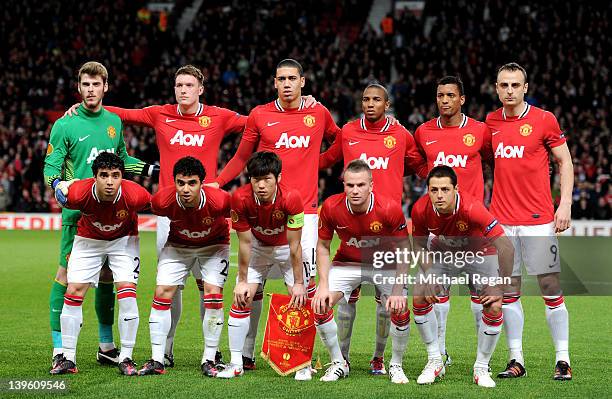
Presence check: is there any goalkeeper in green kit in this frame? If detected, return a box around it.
[43,61,158,369]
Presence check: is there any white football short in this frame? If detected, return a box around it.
[242,239,308,287]
[67,235,140,285]
[327,262,403,304]
[502,222,561,276]
[157,244,230,288]
[302,213,318,278]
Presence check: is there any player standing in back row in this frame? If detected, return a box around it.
[486,62,573,380]
[214,59,341,380]
[413,75,493,365]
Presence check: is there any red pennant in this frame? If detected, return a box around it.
[261,293,316,376]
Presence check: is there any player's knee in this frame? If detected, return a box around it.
[155,285,176,299]
[55,267,68,284]
[66,283,87,297]
[412,295,427,306]
[508,276,522,291]
[203,282,222,295]
[537,273,561,296]
[484,298,503,314]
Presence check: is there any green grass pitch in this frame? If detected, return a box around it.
[0,230,609,398]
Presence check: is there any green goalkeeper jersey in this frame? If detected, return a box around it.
[44,104,148,226]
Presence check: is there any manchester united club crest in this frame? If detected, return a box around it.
[463,133,476,147]
[456,220,469,232]
[519,123,533,137]
[370,220,383,233]
[107,126,116,139]
[303,115,315,128]
[46,144,54,155]
[199,116,211,128]
[383,135,396,149]
[230,210,239,223]
[276,304,312,336]
[202,216,214,225]
[116,209,129,220]
[273,210,285,220]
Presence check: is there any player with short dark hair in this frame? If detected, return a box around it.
[44,61,153,370]
[49,153,151,376]
[487,62,573,381]
[413,75,494,365]
[319,83,427,373]
[411,165,514,388]
[216,151,307,378]
[138,157,231,377]
[215,58,341,380]
[313,160,411,384]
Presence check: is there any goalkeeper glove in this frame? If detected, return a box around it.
[52,178,78,207]
[145,163,160,181]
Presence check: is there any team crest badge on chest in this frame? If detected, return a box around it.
[199,116,211,128]
[463,133,475,146]
[116,209,128,219]
[203,216,214,225]
[303,115,315,128]
[456,220,468,232]
[519,123,532,137]
[370,220,383,233]
[107,126,116,139]
[273,210,285,220]
[383,135,396,149]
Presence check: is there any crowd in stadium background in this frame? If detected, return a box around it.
[0,0,609,219]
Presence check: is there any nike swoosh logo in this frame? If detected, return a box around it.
[426,140,437,145]
[124,317,138,322]
[415,321,427,325]
[348,141,360,146]
[52,309,61,313]
[78,135,90,142]
[267,122,280,126]
[492,131,501,136]
[227,324,239,327]
[427,228,438,231]
[166,118,177,123]
[483,331,500,336]
[396,326,410,331]
[149,321,159,324]
[216,321,224,325]
[336,226,348,229]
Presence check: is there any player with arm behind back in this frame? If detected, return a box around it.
[49,152,151,376]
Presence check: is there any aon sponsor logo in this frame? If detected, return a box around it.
[93,221,123,232]
[346,237,381,248]
[433,152,467,168]
[359,153,389,170]
[170,130,205,147]
[179,228,211,239]
[87,148,116,164]
[438,235,469,248]
[494,142,525,158]
[254,225,285,235]
[275,132,310,148]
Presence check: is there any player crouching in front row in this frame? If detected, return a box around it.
[216,151,309,379]
[411,166,514,388]
[313,160,411,383]
[139,157,232,376]
[50,152,151,375]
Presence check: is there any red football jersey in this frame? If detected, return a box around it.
[414,114,492,202]
[231,184,304,246]
[319,116,427,205]
[411,192,504,254]
[319,192,408,263]
[151,186,231,247]
[485,104,566,224]
[106,104,246,189]
[216,99,340,214]
[66,178,151,240]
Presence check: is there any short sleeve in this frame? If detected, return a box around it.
[285,190,305,230]
[410,197,428,237]
[542,111,566,149]
[230,191,251,232]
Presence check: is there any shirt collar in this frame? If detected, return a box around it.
[502,103,530,120]
[92,183,122,204]
[436,113,468,129]
[346,192,374,214]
